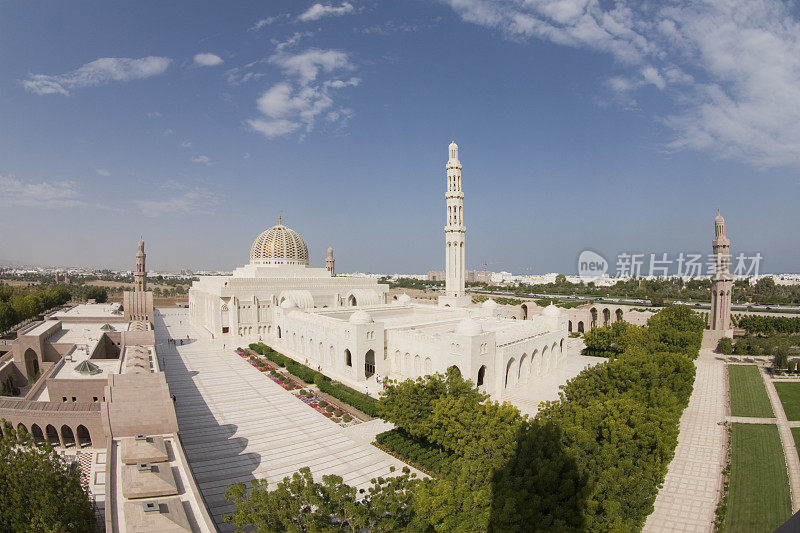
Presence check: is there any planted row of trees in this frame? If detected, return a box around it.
[583,305,706,359]
[738,315,800,335]
[0,285,72,332]
[228,306,702,531]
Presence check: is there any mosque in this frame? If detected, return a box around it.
[189,142,568,399]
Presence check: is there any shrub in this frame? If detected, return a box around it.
[323,411,332,417]
[774,346,790,370]
[717,337,734,355]
[342,414,352,422]
[318,400,327,408]
[325,405,334,413]
[333,409,342,417]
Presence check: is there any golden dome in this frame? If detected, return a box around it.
[250,222,309,265]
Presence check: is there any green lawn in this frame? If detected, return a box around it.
[792,428,800,461]
[724,424,791,532]
[728,365,774,418]
[775,382,800,421]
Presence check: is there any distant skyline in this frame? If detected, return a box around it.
[1,1,798,274]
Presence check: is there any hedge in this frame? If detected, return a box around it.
[249,342,378,417]
[738,315,800,336]
[375,428,456,477]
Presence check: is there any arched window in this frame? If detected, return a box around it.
[345,349,352,367]
[477,365,486,387]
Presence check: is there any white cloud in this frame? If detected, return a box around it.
[270,48,352,85]
[247,48,359,140]
[0,174,86,208]
[135,181,221,217]
[96,169,111,177]
[22,56,171,95]
[162,128,173,136]
[443,0,800,168]
[298,2,353,22]
[250,14,290,31]
[247,118,302,139]
[146,111,162,118]
[194,53,224,67]
[191,155,212,166]
[181,140,192,148]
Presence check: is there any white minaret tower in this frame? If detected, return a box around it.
[440,140,470,307]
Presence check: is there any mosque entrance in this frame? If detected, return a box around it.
[364,349,375,378]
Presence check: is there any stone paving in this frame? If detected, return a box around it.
[154,309,417,531]
[503,337,603,417]
[643,349,728,533]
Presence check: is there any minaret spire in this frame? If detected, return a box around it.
[710,211,733,331]
[135,238,147,292]
[441,140,468,306]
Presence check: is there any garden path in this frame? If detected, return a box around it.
[643,349,727,533]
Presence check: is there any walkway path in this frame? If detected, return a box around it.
[154,309,417,531]
[643,350,728,533]
[760,366,800,512]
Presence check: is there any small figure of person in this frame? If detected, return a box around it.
[365,386,370,397]
[171,394,176,403]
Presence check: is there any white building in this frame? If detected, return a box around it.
[189,142,567,399]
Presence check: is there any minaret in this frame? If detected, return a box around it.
[710,211,733,330]
[326,247,335,276]
[441,140,468,306]
[135,239,147,292]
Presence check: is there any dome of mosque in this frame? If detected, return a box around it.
[543,302,561,317]
[349,310,374,324]
[455,317,483,336]
[481,298,498,309]
[280,299,297,309]
[397,293,412,304]
[250,220,309,265]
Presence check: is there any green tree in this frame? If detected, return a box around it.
[224,466,424,532]
[716,337,734,355]
[644,305,705,359]
[0,421,95,532]
[84,286,108,303]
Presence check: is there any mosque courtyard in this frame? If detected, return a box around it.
[154,308,418,531]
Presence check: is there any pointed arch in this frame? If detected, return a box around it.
[77,425,92,447]
[61,425,75,448]
[45,424,59,446]
[505,357,517,388]
[519,353,530,384]
[31,424,45,445]
[477,365,487,387]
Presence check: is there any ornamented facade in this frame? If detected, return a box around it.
[188,142,568,399]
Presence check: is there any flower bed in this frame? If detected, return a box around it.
[235,348,359,427]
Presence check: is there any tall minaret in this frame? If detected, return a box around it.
[326,246,335,276]
[442,140,468,306]
[135,238,147,292]
[710,211,733,330]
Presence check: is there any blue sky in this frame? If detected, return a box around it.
[1,0,798,274]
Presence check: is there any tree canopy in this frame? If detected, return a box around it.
[0,421,95,533]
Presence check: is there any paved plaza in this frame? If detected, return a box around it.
[643,349,728,533]
[504,337,603,417]
[154,309,417,531]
